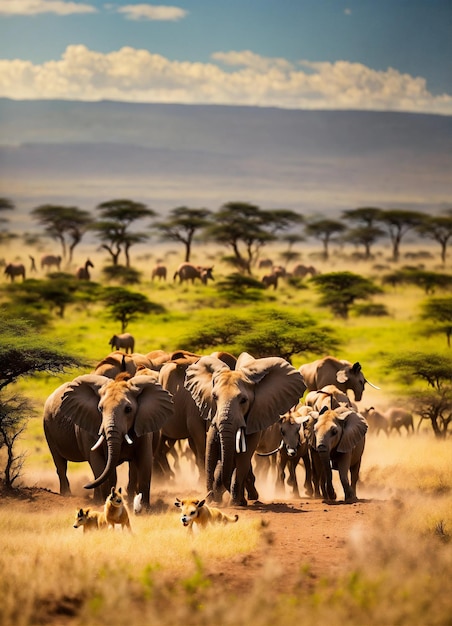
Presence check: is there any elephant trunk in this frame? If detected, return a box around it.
[318,449,336,501]
[219,428,236,492]
[85,427,122,490]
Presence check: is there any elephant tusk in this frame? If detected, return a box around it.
[256,440,283,457]
[124,433,133,445]
[236,429,241,454]
[365,379,381,390]
[91,434,105,451]
[241,429,246,453]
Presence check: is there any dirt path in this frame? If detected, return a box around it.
[205,496,383,595]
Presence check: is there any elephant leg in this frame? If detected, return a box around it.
[245,466,259,501]
[309,449,323,498]
[231,433,260,506]
[301,451,314,497]
[348,459,362,503]
[276,454,287,495]
[135,435,153,510]
[288,458,300,498]
[51,452,71,496]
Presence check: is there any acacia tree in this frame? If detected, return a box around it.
[207,202,302,274]
[311,271,382,319]
[416,214,452,265]
[388,352,452,437]
[31,205,93,264]
[154,207,212,262]
[93,199,156,267]
[102,287,165,332]
[0,197,15,245]
[0,318,84,488]
[420,297,452,347]
[342,207,386,259]
[375,209,427,262]
[305,218,346,260]
[181,308,338,361]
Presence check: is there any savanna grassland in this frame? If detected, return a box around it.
[1,240,452,626]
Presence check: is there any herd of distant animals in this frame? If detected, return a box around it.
[3,253,317,289]
[42,344,415,536]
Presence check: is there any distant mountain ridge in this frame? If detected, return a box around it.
[0,98,451,232]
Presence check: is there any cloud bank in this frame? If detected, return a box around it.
[0,0,97,15]
[0,45,451,114]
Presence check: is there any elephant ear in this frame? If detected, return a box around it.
[184,356,231,419]
[336,409,368,453]
[60,374,111,436]
[129,375,174,436]
[239,355,307,434]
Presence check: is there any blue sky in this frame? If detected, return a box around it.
[0,0,451,112]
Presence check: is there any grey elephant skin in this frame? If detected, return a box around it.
[256,405,314,498]
[94,351,155,378]
[43,372,174,509]
[173,263,214,285]
[157,354,208,483]
[109,333,135,353]
[184,352,306,506]
[307,405,368,503]
[299,356,374,402]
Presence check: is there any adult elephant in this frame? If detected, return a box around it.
[41,254,62,271]
[94,351,153,378]
[4,263,25,282]
[256,405,313,498]
[173,263,214,285]
[306,405,368,503]
[386,407,414,435]
[305,384,356,412]
[299,356,379,402]
[151,264,167,281]
[185,352,306,506]
[109,333,135,353]
[43,372,174,510]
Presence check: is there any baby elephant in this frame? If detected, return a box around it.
[108,333,135,353]
[174,497,238,532]
[73,508,107,532]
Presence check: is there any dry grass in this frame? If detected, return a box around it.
[2,435,452,625]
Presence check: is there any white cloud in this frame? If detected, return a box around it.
[116,4,187,21]
[0,45,450,115]
[0,0,97,15]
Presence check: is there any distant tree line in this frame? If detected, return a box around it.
[1,198,452,269]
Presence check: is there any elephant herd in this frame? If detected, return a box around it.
[43,350,404,513]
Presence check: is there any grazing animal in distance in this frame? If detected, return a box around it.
[76,258,94,280]
[173,263,214,285]
[4,263,26,282]
[41,254,62,271]
[109,333,135,353]
[104,487,132,531]
[292,264,318,278]
[151,264,167,281]
[261,272,279,289]
[386,407,415,435]
[174,496,238,532]
[73,508,107,532]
